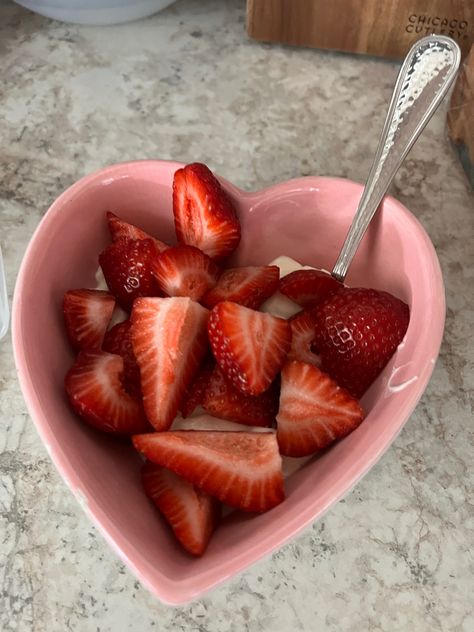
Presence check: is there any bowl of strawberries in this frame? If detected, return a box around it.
[12,160,445,604]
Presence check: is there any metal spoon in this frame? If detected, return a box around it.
[331,35,461,283]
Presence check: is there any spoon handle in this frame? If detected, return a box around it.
[331,35,461,283]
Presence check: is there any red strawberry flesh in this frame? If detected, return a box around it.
[173,163,241,259]
[141,461,219,556]
[131,297,209,431]
[288,310,321,367]
[311,287,410,398]
[152,244,220,301]
[99,238,162,311]
[207,301,291,396]
[102,319,141,397]
[65,351,149,435]
[106,211,169,252]
[202,265,279,309]
[63,289,115,352]
[180,356,215,418]
[203,366,278,427]
[133,430,284,513]
[276,361,365,457]
[279,269,342,307]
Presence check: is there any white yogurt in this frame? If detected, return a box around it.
[260,255,315,319]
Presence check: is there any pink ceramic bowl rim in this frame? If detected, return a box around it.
[12,160,446,604]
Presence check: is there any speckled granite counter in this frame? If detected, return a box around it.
[1,1,473,630]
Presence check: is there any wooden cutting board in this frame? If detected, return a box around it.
[448,45,474,187]
[247,0,474,59]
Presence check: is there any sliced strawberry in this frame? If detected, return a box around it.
[65,351,149,434]
[279,269,342,307]
[312,287,410,397]
[173,163,241,259]
[99,238,162,311]
[131,297,209,431]
[202,366,277,427]
[202,265,279,309]
[133,431,284,513]
[207,301,291,396]
[151,245,220,302]
[102,320,141,397]
[141,461,219,556]
[276,361,365,457]
[180,357,215,418]
[63,289,115,352]
[106,211,169,252]
[288,310,321,367]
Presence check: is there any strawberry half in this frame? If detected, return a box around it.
[141,461,219,556]
[173,162,241,259]
[288,310,321,367]
[279,269,342,307]
[102,320,141,397]
[63,289,115,352]
[202,265,279,309]
[207,301,291,396]
[131,297,209,431]
[180,356,215,418]
[133,430,284,513]
[106,211,169,253]
[65,351,149,434]
[202,366,278,427]
[312,287,410,398]
[99,238,162,311]
[276,361,365,457]
[151,245,220,302]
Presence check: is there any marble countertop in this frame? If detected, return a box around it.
[1,1,473,630]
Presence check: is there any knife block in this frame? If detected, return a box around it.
[247,0,473,59]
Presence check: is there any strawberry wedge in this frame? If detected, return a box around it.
[102,319,141,397]
[141,461,219,556]
[106,211,169,252]
[208,301,291,396]
[133,430,284,513]
[63,289,115,351]
[202,366,278,427]
[202,265,279,309]
[276,361,365,457]
[288,310,321,367]
[180,357,215,418]
[65,351,149,435]
[131,297,209,431]
[279,269,342,307]
[152,245,220,301]
[173,163,241,259]
[99,238,163,311]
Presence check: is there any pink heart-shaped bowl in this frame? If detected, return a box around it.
[12,160,445,605]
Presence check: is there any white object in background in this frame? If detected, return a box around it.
[0,246,9,340]
[14,0,176,26]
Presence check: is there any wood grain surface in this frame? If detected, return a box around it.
[448,45,474,186]
[247,0,473,59]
